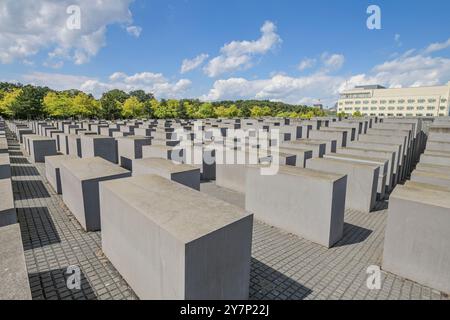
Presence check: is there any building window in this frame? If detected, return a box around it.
[388,100,396,104]
[428,99,436,103]
[380,100,387,104]
[427,106,435,110]
[407,99,415,103]
[371,100,378,104]
[441,99,447,103]
[388,106,395,110]
[418,99,426,103]
[417,106,424,110]
[362,107,369,110]
[398,99,405,103]
[363,100,370,104]
[440,106,446,110]
[397,106,404,110]
[370,107,377,110]
[379,107,386,110]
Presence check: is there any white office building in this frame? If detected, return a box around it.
[337,82,450,117]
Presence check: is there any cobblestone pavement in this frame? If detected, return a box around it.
[6,132,448,300]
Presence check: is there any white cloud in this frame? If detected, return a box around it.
[180,53,209,74]
[22,72,96,90]
[298,58,316,71]
[19,71,191,99]
[321,53,345,71]
[424,38,450,54]
[204,21,281,77]
[201,43,450,107]
[81,72,191,98]
[0,0,136,64]
[126,25,142,38]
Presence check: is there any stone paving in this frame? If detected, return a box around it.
[6,131,448,300]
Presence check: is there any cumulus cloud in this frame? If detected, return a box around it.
[424,38,450,54]
[19,70,191,99]
[126,25,142,38]
[204,21,282,77]
[201,42,450,107]
[298,58,316,71]
[321,53,345,71]
[180,53,209,74]
[0,0,137,64]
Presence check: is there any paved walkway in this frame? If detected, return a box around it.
[6,131,447,300]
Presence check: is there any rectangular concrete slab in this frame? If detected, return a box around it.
[245,165,347,247]
[60,157,131,231]
[45,154,78,194]
[0,223,32,300]
[382,184,450,294]
[306,157,379,212]
[99,174,253,299]
[132,157,200,190]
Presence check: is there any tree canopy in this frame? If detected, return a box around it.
[0,81,330,120]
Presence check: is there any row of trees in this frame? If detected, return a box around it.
[0,82,329,120]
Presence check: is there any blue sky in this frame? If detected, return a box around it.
[1,0,450,107]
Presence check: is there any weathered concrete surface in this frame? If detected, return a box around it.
[383,184,450,294]
[323,153,388,199]
[116,136,152,170]
[278,147,313,167]
[0,223,32,300]
[99,174,253,299]
[0,178,16,227]
[309,129,348,147]
[45,154,77,194]
[245,165,346,247]
[281,140,327,158]
[81,135,118,164]
[306,158,379,213]
[132,157,200,190]
[142,145,185,164]
[411,169,450,188]
[0,153,11,179]
[60,157,131,231]
[28,136,57,163]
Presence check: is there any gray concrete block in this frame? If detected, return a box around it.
[80,135,118,164]
[60,157,131,231]
[99,174,253,299]
[132,157,200,190]
[306,158,379,212]
[411,169,450,188]
[0,178,16,227]
[324,153,388,199]
[142,145,185,163]
[28,136,57,163]
[281,139,326,158]
[310,128,348,147]
[245,165,346,247]
[420,153,450,167]
[382,184,450,294]
[116,136,152,170]
[0,223,32,300]
[45,155,78,194]
[0,153,11,179]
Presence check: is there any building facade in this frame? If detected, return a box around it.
[337,82,450,117]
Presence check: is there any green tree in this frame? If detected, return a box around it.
[71,92,101,118]
[100,90,128,119]
[352,111,363,117]
[11,85,50,119]
[184,101,199,119]
[43,92,73,118]
[122,96,145,118]
[196,102,215,118]
[0,88,21,117]
[129,90,154,103]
